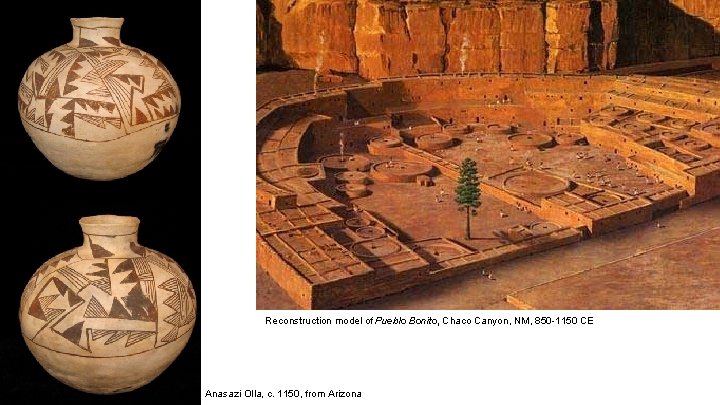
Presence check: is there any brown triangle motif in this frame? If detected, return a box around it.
[63,83,78,96]
[126,331,154,347]
[79,38,97,47]
[91,329,114,341]
[28,298,47,321]
[105,331,129,345]
[60,321,84,345]
[102,37,121,46]
[75,113,106,129]
[135,108,149,125]
[106,118,122,129]
[113,259,135,273]
[108,298,131,319]
[83,296,108,318]
[38,295,59,310]
[161,327,178,343]
[90,243,113,258]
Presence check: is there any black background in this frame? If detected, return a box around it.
[0,2,200,402]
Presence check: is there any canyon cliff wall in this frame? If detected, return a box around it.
[616,0,720,66]
[256,0,720,78]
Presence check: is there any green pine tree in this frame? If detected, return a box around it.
[455,157,481,240]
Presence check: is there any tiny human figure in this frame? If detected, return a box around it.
[476,136,481,143]
[656,222,664,229]
[354,120,360,126]
[487,272,496,280]
[500,211,508,218]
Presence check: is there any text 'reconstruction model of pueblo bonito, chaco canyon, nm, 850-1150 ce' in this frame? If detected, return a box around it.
[256,0,720,310]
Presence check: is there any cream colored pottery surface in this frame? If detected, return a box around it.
[19,215,196,393]
[18,17,180,180]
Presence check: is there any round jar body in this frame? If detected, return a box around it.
[18,18,181,180]
[19,216,196,394]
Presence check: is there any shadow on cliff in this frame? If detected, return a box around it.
[257,0,293,73]
[616,0,719,70]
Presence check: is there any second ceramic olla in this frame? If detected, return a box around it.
[18,17,181,180]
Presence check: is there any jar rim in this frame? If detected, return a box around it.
[70,17,124,29]
[79,215,140,236]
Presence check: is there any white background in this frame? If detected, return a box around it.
[201,2,720,403]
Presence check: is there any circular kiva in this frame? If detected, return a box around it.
[675,138,710,152]
[657,130,687,141]
[597,105,632,118]
[285,165,320,178]
[412,242,465,261]
[674,153,698,164]
[507,132,555,149]
[588,115,617,127]
[442,123,472,136]
[503,171,570,197]
[355,226,386,239]
[588,191,624,206]
[351,238,401,258]
[699,123,720,136]
[318,154,372,172]
[554,132,587,146]
[371,160,433,183]
[485,123,515,135]
[529,222,562,234]
[636,112,666,124]
[665,99,687,108]
[345,217,371,229]
[655,146,675,156]
[335,183,369,198]
[666,118,696,130]
[615,121,653,133]
[367,136,403,155]
[416,133,454,151]
[335,171,370,184]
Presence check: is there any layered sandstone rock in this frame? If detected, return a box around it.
[257,3,266,66]
[498,1,546,73]
[616,0,719,66]
[354,0,446,78]
[270,0,358,73]
[258,0,719,78]
[588,0,618,70]
[546,1,591,73]
[443,3,501,73]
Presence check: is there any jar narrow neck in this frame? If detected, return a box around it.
[77,215,143,259]
[70,17,124,48]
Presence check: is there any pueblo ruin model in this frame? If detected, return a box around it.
[256,0,720,309]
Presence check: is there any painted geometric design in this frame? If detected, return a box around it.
[158,277,196,343]
[91,329,156,347]
[87,261,112,295]
[18,39,179,142]
[28,278,84,322]
[22,243,194,358]
[83,296,109,318]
